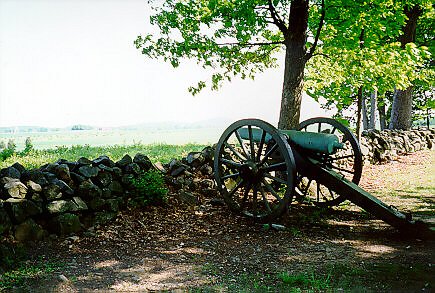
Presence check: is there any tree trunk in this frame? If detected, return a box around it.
[378,102,387,130]
[362,95,369,130]
[278,0,308,130]
[389,5,422,130]
[369,90,378,129]
[356,86,363,141]
[390,87,414,130]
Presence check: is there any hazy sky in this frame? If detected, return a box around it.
[0,0,326,128]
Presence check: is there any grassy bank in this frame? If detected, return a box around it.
[0,143,208,169]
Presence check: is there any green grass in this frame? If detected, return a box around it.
[0,260,64,291]
[0,143,208,169]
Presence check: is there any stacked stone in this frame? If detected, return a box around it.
[0,153,153,241]
[360,128,435,164]
[160,146,218,206]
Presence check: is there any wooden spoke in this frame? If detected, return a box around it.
[256,130,267,161]
[248,126,255,160]
[262,180,283,204]
[252,185,258,218]
[240,182,252,209]
[259,143,278,165]
[260,186,272,212]
[224,141,246,161]
[229,179,245,197]
[262,161,287,172]
[221,172,240,180]
[221,158,242,168]
[235,130,250,159]
[264,173,288,185]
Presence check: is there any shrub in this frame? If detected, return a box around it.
[131,169,169,207]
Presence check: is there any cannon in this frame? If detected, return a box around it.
[213,117,432,235]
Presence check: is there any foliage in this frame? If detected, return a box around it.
[135,0,286,95]
[305,0,434,123]
[130,170,169,207]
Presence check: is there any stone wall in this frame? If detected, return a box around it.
[0,147,216,242]
[360,128,435,164]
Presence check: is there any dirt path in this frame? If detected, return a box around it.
[9,151,435,292]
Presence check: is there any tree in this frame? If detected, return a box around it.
[389,5,423,130]
[135,0,326,129]
[305,0,433,131]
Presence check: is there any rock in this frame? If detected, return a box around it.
[6,198,42,223]
[26,180,42,193]
[200,179,215,189]
[77,157,93,165]
[11,162,26,174]
[46,200,78,214]
[203,188,219,197]
[0,205,12,234]
[88,198,106,210]
[111,167,123,178]
[14,219,45,241]
[43,172,57,182]
[154,162,167,173]
[116,154,132,168]
[3,179,28,199]
[23,170,48,187]
[72,197,88,211]
[97,164,114,172]
[0,167,21,179]
[78,165,99,178]
[51,213,82,235]
[108,180,123,195]
[186,152,205,168]
[93,156,115,167]
[106,198,122,212]
[125,163,141,175]
[101,188,112,198]
[94,171,112,187]
[41,163,59,173]
[70,172,86,184]
[133,153,152,172]
[51,179,74,196]
[78,180,102,199]
[200,164,213,176]
[43,184,62,201]
[171,166,186,177]
[201,146,214,163]
[121,174,134,189]
[177,190,200,206]
[55,164,71,182]
[208,198,225,206]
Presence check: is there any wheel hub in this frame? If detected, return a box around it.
[239,161,262,183]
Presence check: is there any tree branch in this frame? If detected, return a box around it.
[267,0,288,35]
[306,0,325,60]
[216,41,284,47]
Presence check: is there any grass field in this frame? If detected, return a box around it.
[0,127,224,150]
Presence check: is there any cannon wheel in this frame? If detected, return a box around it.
[296,117,363,207]
[214,119,296,222]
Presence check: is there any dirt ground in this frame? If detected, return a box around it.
[6,150,435,292]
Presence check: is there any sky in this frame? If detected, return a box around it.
[0,0,327,128]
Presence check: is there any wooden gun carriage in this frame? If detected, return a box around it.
[213,117,432,235]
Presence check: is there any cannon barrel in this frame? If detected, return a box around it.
[237,128,343,155]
